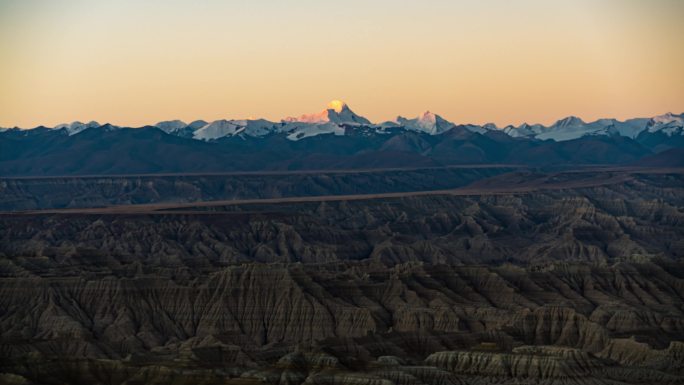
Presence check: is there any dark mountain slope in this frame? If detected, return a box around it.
[634,148,684,167]
[0,126,240,175]
[0,125,661,176]
[636,129,684,153]
[509,135,652,165]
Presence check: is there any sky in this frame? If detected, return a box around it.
[1,0,683,128]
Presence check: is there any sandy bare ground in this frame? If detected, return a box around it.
[3,167,682,215]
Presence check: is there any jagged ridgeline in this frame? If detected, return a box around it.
[1,102,683,176]
[1,170,683,384]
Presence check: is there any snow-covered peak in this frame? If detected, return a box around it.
[22,104,684,143]
[155,120,187,133]
[193,120,242,140]
[284,100,370,125]
[54,121,102,135]
[283,122,345,141]
[647,113,684,136]
[193,119,279,140]
[284,111,326,124]
[418,111,439,124]
[553,116,585,128]
[534,116,614,141]
[536,124,590,141]
[274,101,372,141]
[395,111,453,135]
[236,119,280,137]
[610,118,651,138]
[502,123,546,138]
[502,115,656,141]
[651,112,682,124]
[594,118,617,126]
[327,100,347,113]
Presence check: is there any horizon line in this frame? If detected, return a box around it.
[3,102,683,131]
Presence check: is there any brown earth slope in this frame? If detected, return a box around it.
[0,170,683,384]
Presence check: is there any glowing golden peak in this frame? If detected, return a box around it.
[327,100,347,113]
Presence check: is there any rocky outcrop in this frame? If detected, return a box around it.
[1,261,683,383]
[425,347,603,380]
[1,172,683,384]
[599,339,684,372]
[1,173,683,272]
[425,346,683,384]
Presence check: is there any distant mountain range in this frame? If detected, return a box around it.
[1,101,683,176]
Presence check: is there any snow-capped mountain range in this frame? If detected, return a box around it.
[53,121,102,136]
[502,116,654,141]
[4,100,683,176]
[11,100,684,142]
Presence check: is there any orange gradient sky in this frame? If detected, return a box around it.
[1,0,683,128]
